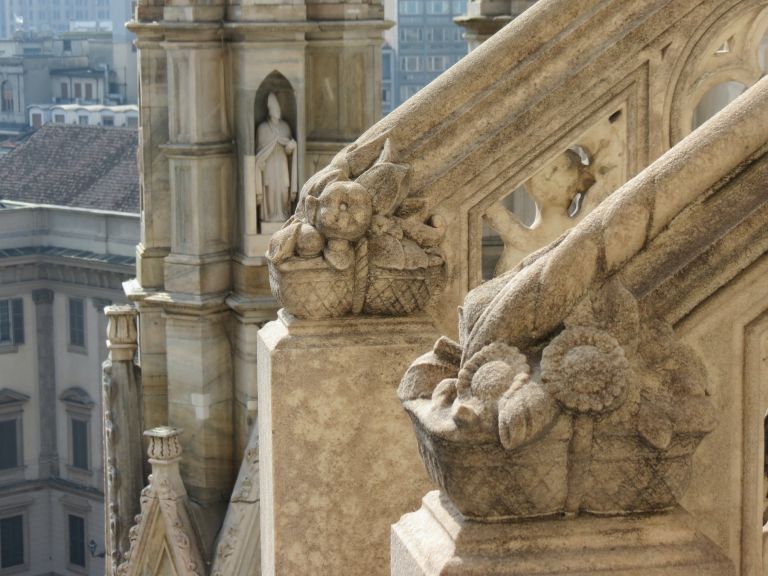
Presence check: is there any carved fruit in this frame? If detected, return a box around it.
[498,380,559,450]
[296,223,324,258]
[470,361,516,402]
[432,378,458,407]
[323,238,354,270]
[314,181,372,241]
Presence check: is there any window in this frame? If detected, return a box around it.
[400,84,422,101]
[400,0,421,15]
[400,28,422,42]
[0,299,23,347]
[68,515,86,568]
[54,114,65,123]
[61,82,68,99]
[61,387,94,476]
[382,87,392,106]
[0,421,17,470]
[63,39,72,51]
[126,116,138,128]
[0,389,28,475]
[427,55,450,72]
[68,297,85,348]
[102,115,113,126]
[452,0,465,13]
[400,56,421,72]
[382,52,392,81]
[0,515,23,569]
[427,0,449,14]
[31,113,42,128]
[74,83,82,99]
[78,115,88,126]
[1,82,12,113]
[84,83,92,100]
[71,418,88,470]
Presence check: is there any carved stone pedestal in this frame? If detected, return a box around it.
[257,311,438,575]
[392,491,735,576]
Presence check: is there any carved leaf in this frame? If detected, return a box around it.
[267,222,301,264]
[356,162,410,216]
[399,351,459,401]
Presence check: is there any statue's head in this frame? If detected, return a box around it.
[267,92,281,121]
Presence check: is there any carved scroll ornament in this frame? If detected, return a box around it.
[399,278,716,520]
[267,137,446,318]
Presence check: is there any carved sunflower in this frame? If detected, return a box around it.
[541,327,628,414]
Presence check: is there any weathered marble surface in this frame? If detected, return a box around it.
[394,58,768,576]
[391,491,735,575]
[257,311,437,575]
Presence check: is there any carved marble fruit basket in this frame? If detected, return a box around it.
[269,257,354,319]
[403,396,708,521]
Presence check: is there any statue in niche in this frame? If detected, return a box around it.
[254,92,297,223]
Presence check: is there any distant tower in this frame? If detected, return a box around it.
[125,0,388,559]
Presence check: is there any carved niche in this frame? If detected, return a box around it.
[243,71,299,247]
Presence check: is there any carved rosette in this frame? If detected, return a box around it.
[399,280,716,520]
[267,137,446,318]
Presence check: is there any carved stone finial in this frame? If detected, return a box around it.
[144,426,182,462]
[117,426,204,576]
[106,305,137,362]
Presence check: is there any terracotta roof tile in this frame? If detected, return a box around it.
[0,124,139,213]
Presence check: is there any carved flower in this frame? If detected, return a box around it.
[541,327,628,414]
[308,181,372,242]
[457,342,530,400]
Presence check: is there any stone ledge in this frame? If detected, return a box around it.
[392,491,736,576]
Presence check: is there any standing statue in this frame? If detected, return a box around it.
[254,92,297,222]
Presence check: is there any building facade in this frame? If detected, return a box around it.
[0,123,138,574]
[0,33,136,139]
[28,103,138,128]
[0,203,137,575]
[0,0,112,37]
[382,0,468,114]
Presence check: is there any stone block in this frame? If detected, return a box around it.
[164,254,231,295]
[391,491,736,576]
[258,312,438,575]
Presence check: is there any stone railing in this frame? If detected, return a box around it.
[269,0,768,336]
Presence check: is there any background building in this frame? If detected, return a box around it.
[381,0,468,114]
[28,103,138,128]
[0,32,136,141]
[0,123,139,574]
[0,0,112,37]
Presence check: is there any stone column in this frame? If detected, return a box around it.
[304,22,389,176]
[228,298,275,459]
[32,288,58,479]
[103,306,144,575]
[160,34,235,544]
[257,312,437,576]
[134,33,171,291]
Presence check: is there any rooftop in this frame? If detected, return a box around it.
[0,124,139,213]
